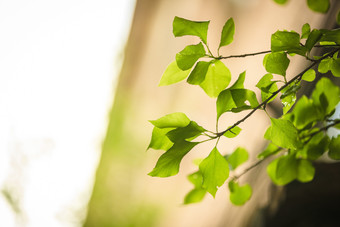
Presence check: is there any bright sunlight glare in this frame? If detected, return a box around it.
[0,0,135,226]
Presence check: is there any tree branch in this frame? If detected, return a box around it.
[218,50,271,59]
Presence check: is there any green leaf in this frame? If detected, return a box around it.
[273,0,288,4]
[305,29,322,51]
[269,118,301,149]
[223,126,242,138]
[267,155,297,186]
[318,57,332,73]
[329,135,340,160]
[263,52,290,76]
[256,73,278,103]
[311,77,340,116]
[301,23,311,39]
[200,60,231,97]
[307,0,330,13]
[148,140,198,177]
[173,16,210,44]
[199,147,229,197]
[187,61,211,85]
[301,69,316,82]
[176,43,206,70]
[228,181,252,206]
[219,18,235,48]
[320,29,340,44]
[230,71,246,89]
[227,147,249,170]
[166,121,206,142]
[257,143,280,159]
[148,127,174,151]
[331,58,340,77]
[271,31,306,55]
[297,159,315,183]
[291,96,321,129]
[216,88,259,119]
[184,188,206,204]
[159,61,191,86]
[150,112,190,128]
[300,133,329,160]
[187,171,203,187]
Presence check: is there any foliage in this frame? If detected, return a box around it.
[147,0,340,205]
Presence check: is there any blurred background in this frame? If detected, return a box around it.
[0,0,339,227]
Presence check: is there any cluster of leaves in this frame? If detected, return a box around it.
[147,2,340,206]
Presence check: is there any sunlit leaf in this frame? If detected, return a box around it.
[173,16,210,44]
[148,127,174,151]
[148,140,198,177]
[307,0,330,13]
[299,133,329,160]
[263,52,290,76]
[302,69,316,82]
[271,31,306,55]
[273,0,288,4]
[267,155,297,186]
[256,73,278,103]
[228,181,252,206]
[227,147,248,170]
[291,95,321,129]
[281,82,300,114]
[166,121,206,142]
[159,61,191,86]
[318,57,332,73]
[199,147,229,197]
[219,18,235,48]
[150,112,190,128]
[230,71,246,89]
[176,43,206,70]
[320,29,340,44]
[223,126,242,138]
[328,135,340,160]
[297,159,315,182]
[269,118,301,149]
[331,58,340,77]
[301,23,311,39]
[184,188,206,204]
[200,60,231,97]
[305,29,322,51]
[311,77,340,115]
[187,61,211,85]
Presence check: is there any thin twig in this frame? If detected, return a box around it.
[219,50,271,59]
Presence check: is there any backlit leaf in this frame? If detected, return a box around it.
[230,71,246,89]
[184,188,206,204]
[331,58,340,77]
[148,127,174,151]
[219,18,235,48]
[228,181,252,206]
[148,140,198,177]
[150,112,190,128]
[297,159,315,182]
[176,43,206,70]
[302,69,316,82]
[305,29,322,51]
[320,29,340,44]
[227,147,248,170]
[269,118,301,149]
[187,61,211,85]
[256,73,278,103]
[273,0,288,4]
[223,126,242,138]
[166,121,206,142]
[199,147,229,197]
[200,60,231,97]
[301,23,311,39]
[159,61,191,86]
[307,0,330,13]
[257,143,280,159]
[271,31,306,55]
[263,52,290,76]
[328,135,340,160]
[173,16,210,44]
[318,57,332,73]
[267,155,297,186]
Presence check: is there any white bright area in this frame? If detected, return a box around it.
[0,0,135,226]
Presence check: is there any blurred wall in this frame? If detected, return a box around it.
[84,0,333,226]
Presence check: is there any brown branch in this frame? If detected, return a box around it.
[218,50,271,59]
